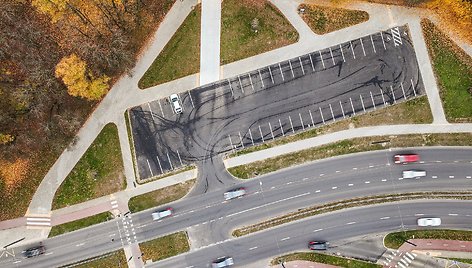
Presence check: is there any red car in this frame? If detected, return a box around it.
[394,154,419,164]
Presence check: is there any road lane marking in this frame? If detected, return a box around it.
[415,213,424,216]
[336,170,340,173]
[381,179,387,182]
[365,181,370,184]
[449,175,454,179]
[286,182,293,185]
[320,174,324,177]
[315,190,321,193]
[226,192,310,217]
[281,237,290,241]
[369,165,374,168]
[76,243,85,247]
[13,261,21,264]
[332,186,338,189]
[313,228,323,232]
[432,176,438,179]
[448,213,458,216]
[348,184,354,186]
[45,252,53,256]
[380,217,390,220]
[353,167,358,170]
[249,246,258,251]
[346,221,356,225]
[467,176,471,179]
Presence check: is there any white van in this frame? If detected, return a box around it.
[402,170,426,179]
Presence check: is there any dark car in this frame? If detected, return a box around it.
[23,245,46,258]
[308,241,328,250]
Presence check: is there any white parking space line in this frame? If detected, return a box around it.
[259,125,265,142]
[380,88,386,105]
[299,113,305,130]
[288,59,295,78]
[289,116,295,133]
[329,47,335,65]
[166,152,173,170]
[350,41,356,59]
[350,97,356,115]
[390,85,396,103]
[258,70,265,88]
[146,159,154,177]
[329,104,335,121]
[156,156,163,174]
[309,110,315,125]
[360,38,366,56]
[147,103,155,121]
[309,54,315,71]
[238,131,244,148]
[228,135,235,152]
[158,100,165,117]
[248,128,254,145]
[268,123,275,140]
[319,51,325,68]
[278,63,285,81]
[411,79,417,96]
[339,44,346,62]
[268,66,274,84]
[188,91,195,108]
[380,32,386,50]
[360,95,366,112]
[370,35,376,53]
[299,57,305,75]
[370,92,376,109]
[227,79,234,97]
[279,119,285,136]
[248,73,255,91]
[319,107,325,124]
[238,75,244,93]
[176,150,183,166]
[400,82,406,100]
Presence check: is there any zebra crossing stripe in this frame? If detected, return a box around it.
[406,252,415,259]
[391,27,402,46]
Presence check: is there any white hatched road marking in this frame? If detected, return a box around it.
[391,27,402,46]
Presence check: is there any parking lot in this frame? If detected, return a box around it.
[129,25,425,180]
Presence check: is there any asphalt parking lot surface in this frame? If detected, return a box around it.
[129,25,425,181]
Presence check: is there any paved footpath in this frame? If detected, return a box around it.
[200,0,222,85]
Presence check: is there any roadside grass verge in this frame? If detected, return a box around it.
[138,5,201,89]
[228,132,471,179]
[231,96,432,157]
[384,229,472,249]
[422,19,472,122]
[233,192,472,237]
[220,0,298,65]
[273,252,381,268]
[49,212,113,238]
[298,4,369,34]
[68,249,128,268]
[139,231,189,263]
[443,258,472,264]
[128,179,196,213]
[52,123,126,209]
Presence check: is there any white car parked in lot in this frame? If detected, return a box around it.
[402,170,426,179]
[417,217,441,226]
[170,94,182,114]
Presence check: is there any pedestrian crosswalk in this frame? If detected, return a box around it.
[26,217,51,227]
[382,249,417,268]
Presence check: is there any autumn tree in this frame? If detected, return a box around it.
[55,54,110,100]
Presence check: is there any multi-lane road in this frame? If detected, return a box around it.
[2,148,471,268]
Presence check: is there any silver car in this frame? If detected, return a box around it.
[224,188,246,200]
[212,257,234,268]
[417,217,441,226]
[152,208,173,221]
[170,94,182,114]
[402,170,426,179]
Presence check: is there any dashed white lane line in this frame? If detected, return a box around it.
[436,160,442,163]
[249,246,258,251]
[381,179,387,182]
[353,167,358,170]
[226,192,310,218]
[315,190,321,193]
[449,176,455,179]
[415,213,424,216]
[398,178,403,180]
[271,186,276,189]
[419,161,425,164]
[466,176,471,179]
[348,183,354,186]
[313,228,323,232]
[432,176,438,179]
[303,178,309,181]
[45,252,53,256]
[336,170,341,173]
[320,174,325,177]
[185,266,194,268]
[281,237,290,241]
[286,182,293,185]
[365,181,370,184]
[380,216,390,220]
[13,261,21,264]
[76,243,85,247]
[332,186,338,190]
[369,165,374,168]
[448,213,458,216]
[346,221,356,225]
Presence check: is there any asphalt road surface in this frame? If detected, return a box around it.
[129,25,425,190]
[1,148,470,268]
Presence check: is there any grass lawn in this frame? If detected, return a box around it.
[299,4,369,34]
[48,212,113,238]
[138,5,201,89]
[220,0,298,65]
[232,96,432,157]
[273,252,381,268]
[129,179,195,212]
[139,231,189,262]
[228,132,472,179]
[384,229,472,249]
[444,258,472,264]
[52,123,125,209]
[422,19,472,122]
[72,250,128,268]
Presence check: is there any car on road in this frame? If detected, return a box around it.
[212,256,234,268]
[170,94,182,114]
[417,217,441,226]
[152,208,173,221]
[308,241,328,250]
[402,170,426,179]
[394,154,419,164]
[224,188,246,200]
[23,245,46,258]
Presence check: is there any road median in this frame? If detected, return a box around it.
[232,192,472,237]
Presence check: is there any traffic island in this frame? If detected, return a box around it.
[272,252,381,268]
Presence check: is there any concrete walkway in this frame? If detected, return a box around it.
[200,0,222,85]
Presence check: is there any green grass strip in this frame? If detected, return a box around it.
[273,252,381,268]
[49,212,113,238]
[384,229,472,249]
[139,231,189,262]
